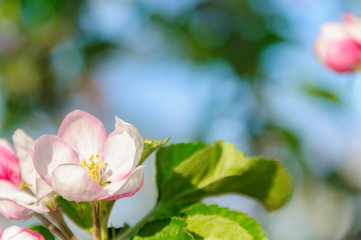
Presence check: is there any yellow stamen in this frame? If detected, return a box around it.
[97,161,104,169]
[80,159,87,167]
[80,155,104,184]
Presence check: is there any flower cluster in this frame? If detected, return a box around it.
[315,12,361,73]
[0,110,145,239]
[0,108,293,240]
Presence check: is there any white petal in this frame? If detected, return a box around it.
[99,166,145,200]
[320,23,349,40]
[13,130,54,201]
[12,129,37,192]
[115,117,143,166]
[0,200,32,220]
[102,117,143,182]
[102,131,137,182]
[34,135,79,185]
[57,110,108,159]
[0,180,49,214]
[51,164,103,202]
[35,175,54,201]
[1,226,22,239]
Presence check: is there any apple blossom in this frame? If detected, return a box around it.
[34,110,145,202]
[315,22,361,72]
[0,134,49,220]
[0,226,45,240]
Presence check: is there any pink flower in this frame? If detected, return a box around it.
[315,23,361,73]
[34,110,145,202]
[0,226,45,240]
[0,133,50,220]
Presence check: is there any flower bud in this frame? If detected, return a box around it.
[0,226,45,240]
[315,23,361,72]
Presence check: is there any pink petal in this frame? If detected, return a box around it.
[57,110,108,159]
[51,164,103,202]
[34,135,79,185]
[99,166,145,200]
[0,139,20,186]
[35,175,54,201]
[0,200,32,220]
[326,39,361,72]
[315,23,361,73]
[0,139,15,155]
[0,180,49,219]
[1,226,45,240]
[12,129,37,192]
[102,120,143,182]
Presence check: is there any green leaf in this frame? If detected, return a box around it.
[152,201,196,219]
[108,224,130,240]
[186,215,252,240]
[156,141,292,211]
[182,204,268,240]
[156,142,206,201]
[56,196,93,230]
[139,138,171,166]
[29,225,55,240]
[134,217,194,240]
[303,85,341,104]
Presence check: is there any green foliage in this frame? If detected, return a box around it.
[147,0,285,77]
[56,196,93,230]
[156,142,206,201]
[139,138,171,166]
[156,141,292,211]
[186,215,252,240]
[182,204,268,240]
[152,201,195,219]
[29,225,55,240]
[134,218,194,240]
[135,204,269,240]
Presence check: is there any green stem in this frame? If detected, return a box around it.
[92,201,101,240]
[117,206,161,240]
[99,200,115,240]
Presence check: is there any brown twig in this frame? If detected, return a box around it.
[35,213,68,240]
[48,208,78,240]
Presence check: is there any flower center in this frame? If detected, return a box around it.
[80,155,104,184]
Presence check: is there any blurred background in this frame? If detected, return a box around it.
[1,0,361,239]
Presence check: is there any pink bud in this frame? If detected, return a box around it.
[0,141,20,186]
[315,23,361,73]
[0,226,45,240]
